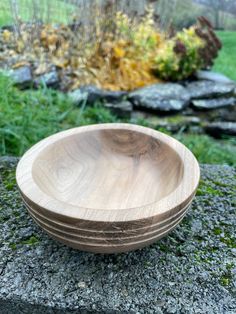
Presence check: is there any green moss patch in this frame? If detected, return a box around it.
[1,169,16,191]
[9,236,40,250]
[197,180,223,197]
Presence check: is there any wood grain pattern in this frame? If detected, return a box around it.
[22,195,192,238]
[16,124,200,253]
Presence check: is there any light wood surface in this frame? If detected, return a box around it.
[31,213,185,246]
[29,217,187,254]
[16,124,200,253]
[22,195,192,237]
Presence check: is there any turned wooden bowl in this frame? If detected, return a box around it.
[16,124,200,253]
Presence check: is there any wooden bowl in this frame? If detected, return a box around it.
[21,194,192,238]
[16,124,200,253]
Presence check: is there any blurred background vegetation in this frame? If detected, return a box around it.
[1,0,236,30]
[0,0,235,165]
[0,0,235,81]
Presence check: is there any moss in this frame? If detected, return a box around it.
[194,253,201,262]
[226,263,234,271]
[220,236,236,248]
[197,180,223,197]
[213,181,228,188]
[164,115,186,124]
[155,126,171,135]
[21,236,39,245]
[220,277,230,286]
[212,225,235,248]
[9,243,17,250]
[194,252,214,264]
[0,214,9,223]
[158,243,170,252]
[213,227,222,236]
[202,198,211,206]
[12,210,20,218]
[143,261,152,268]
[9,236,40,250]
[1,169,16,191]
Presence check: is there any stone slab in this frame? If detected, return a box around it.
[0,157,236,314]
[186,80,235,100]
[10,66,32,89]
[128,83,190,113]
[192,97,236,110]
[69,86,127,105]
[205,122,236,137]
[195,70,235,84]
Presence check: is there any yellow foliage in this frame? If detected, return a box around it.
[2,30,11,42]
[153,26,205,81]
[16,40,25,53]
[113,46,126,59]
[0,5,214,91]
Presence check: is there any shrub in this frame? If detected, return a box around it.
[0,5,221,90]
[153,17,222,81]
[153,27,204,81]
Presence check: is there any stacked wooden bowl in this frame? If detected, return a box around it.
[16,124,200,253]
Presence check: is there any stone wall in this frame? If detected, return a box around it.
[8,64,236,138]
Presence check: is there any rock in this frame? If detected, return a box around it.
[10,66,32,89]
[195,70,235,84]
[131,112,202,133]
[205,122,236,137]
[104,101,133,119]
[183,106,236,123]
[184,116,201,125]
[234,87,236,97]
[1,159,236,313]
[157,117,202,134]
[192,97,236,110]
[69,85,127,105]
[0,156,18,168]
[34,70,59,88]
[129,83,191,113]
[159,121,183,133]
[186,80,235,99]
[68,87,89,105]
[131,110,147,121]
[212,107,236,122]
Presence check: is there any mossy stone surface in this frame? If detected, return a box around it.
[0,157,236,313]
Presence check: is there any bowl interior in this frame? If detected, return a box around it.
[32,128,184,210]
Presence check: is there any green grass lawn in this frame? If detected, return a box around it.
[213,31,236,81]
[0,0,75,26]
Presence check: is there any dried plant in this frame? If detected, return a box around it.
[0,2,222,90]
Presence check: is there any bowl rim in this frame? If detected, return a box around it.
[16,123,200,223]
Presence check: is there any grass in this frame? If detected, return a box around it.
[0,0,75,26]
[213,31,236,81]
[0,74,235,166]
[175,133,236,166]
[0,75,116,156]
